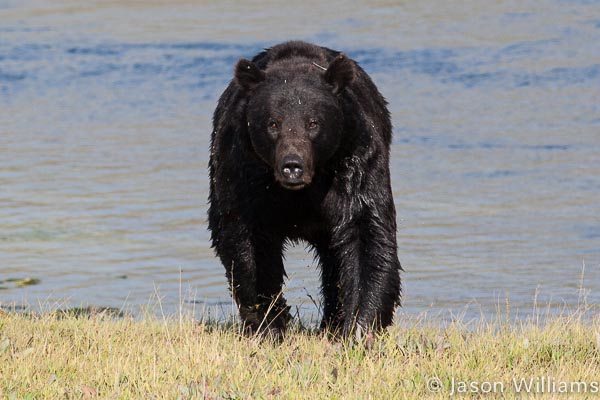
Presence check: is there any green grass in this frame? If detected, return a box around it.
[2,305,600,399]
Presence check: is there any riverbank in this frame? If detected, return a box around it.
[1,308,599,399]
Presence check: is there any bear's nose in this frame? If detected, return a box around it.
[280,155,304,180]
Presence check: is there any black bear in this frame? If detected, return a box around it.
[208,41,401,339]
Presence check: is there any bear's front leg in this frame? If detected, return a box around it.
[332,203,402,339]
[212,220,290,337]
[249,235,291,336]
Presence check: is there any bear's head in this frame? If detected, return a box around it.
[234,55,355,190]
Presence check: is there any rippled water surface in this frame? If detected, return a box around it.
[1,1,599,322]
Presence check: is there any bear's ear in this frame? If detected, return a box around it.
[234,58,265,91]
[324,54,355,94]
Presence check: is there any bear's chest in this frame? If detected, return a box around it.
[254,186,328,242]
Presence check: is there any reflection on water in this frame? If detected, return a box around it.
[1,1,599,323]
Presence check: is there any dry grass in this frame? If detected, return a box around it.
[1,306,600,399]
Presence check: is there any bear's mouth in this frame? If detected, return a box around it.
[280,181,307,190]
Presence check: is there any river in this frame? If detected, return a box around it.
[1,1,599,323]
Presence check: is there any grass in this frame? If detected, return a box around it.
[2,304,600,399]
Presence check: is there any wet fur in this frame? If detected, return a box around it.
[208,41,401,338]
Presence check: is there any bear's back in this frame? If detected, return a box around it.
[252,41,337,70]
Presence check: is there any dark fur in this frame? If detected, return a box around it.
[208,41,401,338]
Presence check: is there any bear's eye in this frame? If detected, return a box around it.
[307,119,319,130]
[268,120,279,130]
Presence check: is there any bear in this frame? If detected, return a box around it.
[208,41,401,339]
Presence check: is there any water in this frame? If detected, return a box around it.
[1,1,599,323]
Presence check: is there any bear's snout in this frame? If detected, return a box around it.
[278,154,308,189]
[281,155,304,180]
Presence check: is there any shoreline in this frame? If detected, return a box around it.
[2,307,599,399]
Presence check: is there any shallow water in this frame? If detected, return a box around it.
[1,1,599,323]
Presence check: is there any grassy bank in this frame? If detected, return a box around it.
[1,309,600,399]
